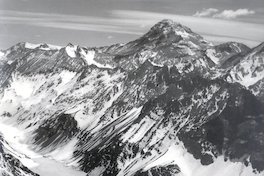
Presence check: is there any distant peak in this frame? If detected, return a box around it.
[40,44,49,48]
[158,19,175,26]
[66,43,74,48]
[12,42,26,48]
[214,42,250,54]
[145,19,211,49]
[152,19,192,34]
[156,19,182,27]
[253,42,264,51]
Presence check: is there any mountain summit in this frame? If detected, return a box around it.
[0,20,264,176]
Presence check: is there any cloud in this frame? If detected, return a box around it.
[213,9,255,19]
[36,22,142,35]
[193,8,255,19]
[193,8,218,17]
[0,10,143,35]
[112,10,264,47]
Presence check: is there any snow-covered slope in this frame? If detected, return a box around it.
[227,43,264,87]
[206,42,250,66]
[0,19,264,176]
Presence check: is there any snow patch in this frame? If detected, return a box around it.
[9,75,34,99]
[54,71,76,95]
[1,74,53,110]
[30,157,86,176]
[176,30,190,38]
[229,53,264,87]
[65,45,77,57]
[0,51,5,61]
[25,43,41,49]
[148,60,163,67]
[88,166,106,176]
[80,49,114,69]
[206,49,220,65]
[139,50,157,64]
[45,44,62,50]
[74,81,123,130]
[46,137,79,163]
[233,43,242,53]
[0,51,4,57]
[144,139,263,176]
[0,122,40,168]
[0,121,86,176]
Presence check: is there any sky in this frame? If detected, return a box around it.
[0,0,264,50]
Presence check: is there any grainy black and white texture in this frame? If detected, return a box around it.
[0,20,264,176]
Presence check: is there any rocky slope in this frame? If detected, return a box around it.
[0,19,264,176]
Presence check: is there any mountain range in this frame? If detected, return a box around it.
[0,19,264,176]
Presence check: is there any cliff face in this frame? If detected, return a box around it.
[0,19,264,176]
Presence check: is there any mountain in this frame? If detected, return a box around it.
[0,19,264,176]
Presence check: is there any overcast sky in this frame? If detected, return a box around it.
[0,0,264,49]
